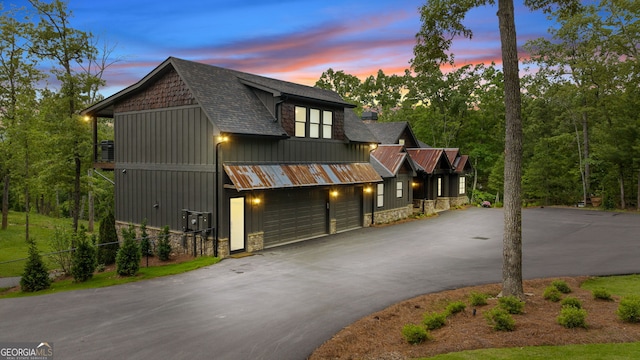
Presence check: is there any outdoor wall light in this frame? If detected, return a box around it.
[369,143,378,151]
[252,197,261,205]
[331,190,339,198]
[364,187,373,193]
[122,169,127,174]
[153,203,159,209]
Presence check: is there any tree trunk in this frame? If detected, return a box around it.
[637,169,639,211]
[619,167,626,209]
[497,0,524,299]
[73,154,81,232]
[2,174,9,230]
[582,111,590,198]
[88,169,94,232]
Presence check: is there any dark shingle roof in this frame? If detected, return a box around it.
[83,57,367,139]
[344,109,379,143]
[365,122,408,144]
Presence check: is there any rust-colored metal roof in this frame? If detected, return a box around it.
[371,145,406,176]
[454,154,472,173]
[444,148,460,165]
[224,163,382,191]
[407,148,450,174]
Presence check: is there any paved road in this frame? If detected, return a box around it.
[1,207,638,359]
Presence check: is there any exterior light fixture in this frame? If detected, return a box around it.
[252,197,261,205]
[214,134,229,258]
[369,143,378,151]
[331,190,339,198]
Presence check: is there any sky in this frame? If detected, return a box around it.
[6,0,556,97]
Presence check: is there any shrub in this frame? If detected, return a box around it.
[469,292,489,306]
[484,308,515,331]
[557,306,587,328]
[116,224,141,276]
[543,286,562,302]
[552,280,572,294]
[48,227,73,275]
[445,301,466,315]
[498,295,525,314]
[422,311,447,330]
[157,225,172,261]
[140,219,152,256]
[617,296,640,323]
[70,228,97,282]
[402,324,430,344]
[592,288,613,301]
[20,239,51,292]
[97,212,119,265]
[560,297,583,309]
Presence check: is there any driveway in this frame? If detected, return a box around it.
[1,207,638,359]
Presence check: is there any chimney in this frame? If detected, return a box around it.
[361,111,378,123]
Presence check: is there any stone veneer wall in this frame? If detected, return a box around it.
[115,222,230,259]
[364,204,413,226]
[247,232,264,253]
[435,197,451,211]
[450,195,470,207]
[413,200,436,216]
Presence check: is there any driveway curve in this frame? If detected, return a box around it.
[1,207,638,359]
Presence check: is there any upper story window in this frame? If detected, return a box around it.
[398,139,405,145]
[294,106,333,139]
[396,181,403,198]
[295,106,307,137]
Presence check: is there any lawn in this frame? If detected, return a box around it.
[0,211,86,277]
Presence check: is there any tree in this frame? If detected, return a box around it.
[70,226,97,282]
[157,225,172,261]
[20,238,51,292]
[413,0,528,298]
[116,224,140,276]
[97,211,119,265]
[27,0,101,232]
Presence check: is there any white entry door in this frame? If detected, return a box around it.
[230,197,245,252]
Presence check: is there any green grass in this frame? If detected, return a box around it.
[421,342,640,359]
[0,211,87,277]
[0,256,220,299]
[581,274,640,297]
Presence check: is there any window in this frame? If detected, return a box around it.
[295,106,306,137]
[377,183,384,207]
[459,176,466,195]
[294,106,332,139]
[309,108,320,138]
[396,181,403,198]
[437,177,442,197]
[323,111,332,139]
[398,139,405,145]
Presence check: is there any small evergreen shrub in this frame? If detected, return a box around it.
[560,296,582,309]
[551,280,572,294]
[484,308,515,331]
[157,225,172,261]
[97,212,119,265]
[116,224,141,276]
[402,324,431,344]
[592,288,613,301]
[422,311,447,330]
[71,228,97,282]
[498,295,525,314]
[140,219,152,256]
[543,286,562,302]
[469,292,489,306]
[557,306,587,328]
[20,239,51,292]
[445,301,466,315]
[617,296,640,323]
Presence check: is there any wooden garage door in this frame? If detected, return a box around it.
[263,188,328,248]
[335,187,362,232]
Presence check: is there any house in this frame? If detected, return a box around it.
[369,144,417,224]
[362,113,471,215]
[82,57,382,257]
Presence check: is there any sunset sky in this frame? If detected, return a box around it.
[7,0,555,96]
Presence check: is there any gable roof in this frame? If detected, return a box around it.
[82,57,374,140]
[406,148,453,174]
[364,121,421,146]
[370,145,416,178]
[454,154,472,173]
[344,109,380,143]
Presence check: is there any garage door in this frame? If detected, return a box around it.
[264,188,328,247]
[335,187,362,232]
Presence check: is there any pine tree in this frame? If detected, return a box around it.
[157,225,172,261]
[97,212,119,265]
[20,238,51,292]
[70,227,97,282]
[116,224,140,276]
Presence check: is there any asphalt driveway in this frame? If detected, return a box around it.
[1,207,638,359]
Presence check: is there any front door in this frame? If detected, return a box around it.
[230,197,245,252]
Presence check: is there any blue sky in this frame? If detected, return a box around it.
[6,0,555,97]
